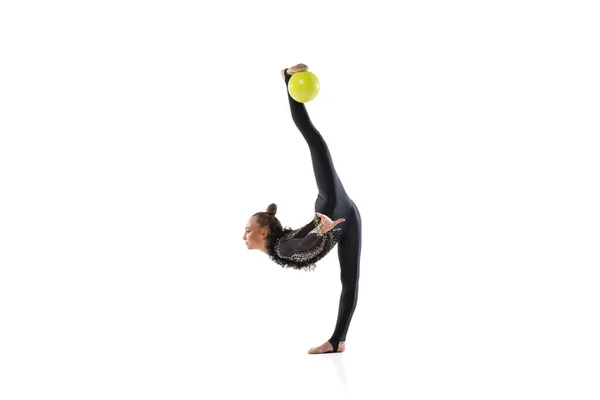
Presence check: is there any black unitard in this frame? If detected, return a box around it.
[283,70,362,352]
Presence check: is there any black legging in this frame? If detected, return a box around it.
[284,70,362,352]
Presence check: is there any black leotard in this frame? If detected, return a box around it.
[266,70,363,352]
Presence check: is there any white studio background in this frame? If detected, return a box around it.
[1,1,599,399]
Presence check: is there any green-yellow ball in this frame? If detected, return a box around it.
[288,71,320,103]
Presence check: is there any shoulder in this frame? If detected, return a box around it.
[265,229,290,255]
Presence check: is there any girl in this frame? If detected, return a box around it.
[243,64,362,354]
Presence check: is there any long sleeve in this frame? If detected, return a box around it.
[278,232,321,258]
[267,215,344,270]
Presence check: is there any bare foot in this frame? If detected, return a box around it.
[307,341,345,354]
[281,63,309,80]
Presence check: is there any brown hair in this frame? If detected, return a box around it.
[253,203,283,243]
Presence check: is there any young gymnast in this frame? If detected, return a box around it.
[243,64,362,354]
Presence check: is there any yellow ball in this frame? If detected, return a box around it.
[288,71,320,103]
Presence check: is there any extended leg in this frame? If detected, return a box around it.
[283,69,349,204]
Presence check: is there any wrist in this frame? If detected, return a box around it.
[310,221,324,236]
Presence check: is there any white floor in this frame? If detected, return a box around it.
[2,248,598,399]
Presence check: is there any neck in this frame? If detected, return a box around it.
[260,239,271,254]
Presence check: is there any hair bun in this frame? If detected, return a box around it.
[266,203,277,216]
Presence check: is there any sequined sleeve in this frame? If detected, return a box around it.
[267,215,345,271]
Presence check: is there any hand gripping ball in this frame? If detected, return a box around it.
[287,71,320,103]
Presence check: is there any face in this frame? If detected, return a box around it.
[243,216,268,250]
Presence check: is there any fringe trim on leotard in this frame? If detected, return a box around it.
[266,216,344,271]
